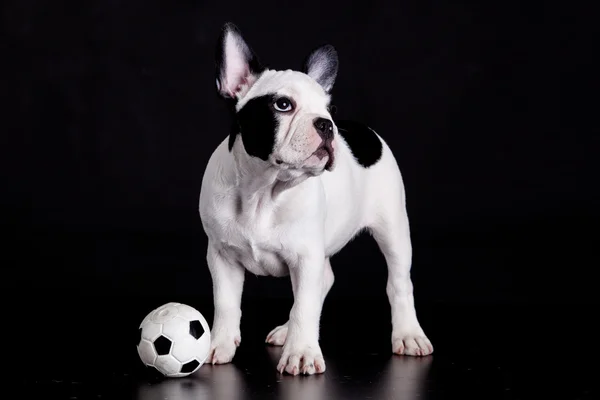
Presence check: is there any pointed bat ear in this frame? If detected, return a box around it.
[215,22,265,100]
[303,44,339,93]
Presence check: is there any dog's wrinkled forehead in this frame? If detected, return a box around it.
[236,70,330,111]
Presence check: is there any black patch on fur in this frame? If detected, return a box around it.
[228,119,239,151]
[335,120,383,168]
[230,94,279,161]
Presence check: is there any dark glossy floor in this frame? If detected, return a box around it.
[12,296,598,399]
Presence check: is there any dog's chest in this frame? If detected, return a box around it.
[211,204,290,277]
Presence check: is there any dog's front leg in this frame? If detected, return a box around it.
[206,243,245,364]
[277,253,326,375]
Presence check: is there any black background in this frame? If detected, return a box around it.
[3,0,598,310]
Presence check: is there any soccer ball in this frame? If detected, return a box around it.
[137,302,211,378]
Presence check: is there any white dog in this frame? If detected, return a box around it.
[199,22,433,376]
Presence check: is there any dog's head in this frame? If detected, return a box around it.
[216,23,339,176]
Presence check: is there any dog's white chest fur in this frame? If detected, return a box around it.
[220,229,288,278]
[199,162,287,277]
[200,137,375,277]
[199,140,309,278]
[215,211,286,277]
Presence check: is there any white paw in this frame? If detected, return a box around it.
[392,331,433,356]
[208,332,241,364]
[266,322,288,346]
[277,342,325,375]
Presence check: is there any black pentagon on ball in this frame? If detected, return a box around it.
[153,335,172,355]
[181,359,200,374]
[189,320,205,340]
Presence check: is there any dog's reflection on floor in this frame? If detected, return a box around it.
[136,348,432,400]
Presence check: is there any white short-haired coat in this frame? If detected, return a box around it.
[199,22,433,376]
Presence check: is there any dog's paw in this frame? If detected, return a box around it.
[208,333,241,365]
[266,322,288,346]
[277,342,325,375]
[392,331,433,356]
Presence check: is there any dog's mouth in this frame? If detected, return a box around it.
[313,139,334,171]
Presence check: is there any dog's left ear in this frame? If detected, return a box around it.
[215,22,265,100]
[303,44,339,93]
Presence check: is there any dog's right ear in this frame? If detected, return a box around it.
[215,23,265,100]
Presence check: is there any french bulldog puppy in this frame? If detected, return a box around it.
[199,22,433,376]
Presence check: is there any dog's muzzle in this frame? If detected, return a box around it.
[312,117,335,170]
[313,139,334,171]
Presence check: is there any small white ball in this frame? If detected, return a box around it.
[137,302,211,378]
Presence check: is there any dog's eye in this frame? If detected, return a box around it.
[273,97,293,112]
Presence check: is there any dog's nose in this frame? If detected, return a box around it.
[313,117,334,140]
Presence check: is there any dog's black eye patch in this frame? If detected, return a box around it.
[335,120,383,168]
[229,94,279,161]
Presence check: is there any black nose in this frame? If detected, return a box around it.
[313,117,334,140]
